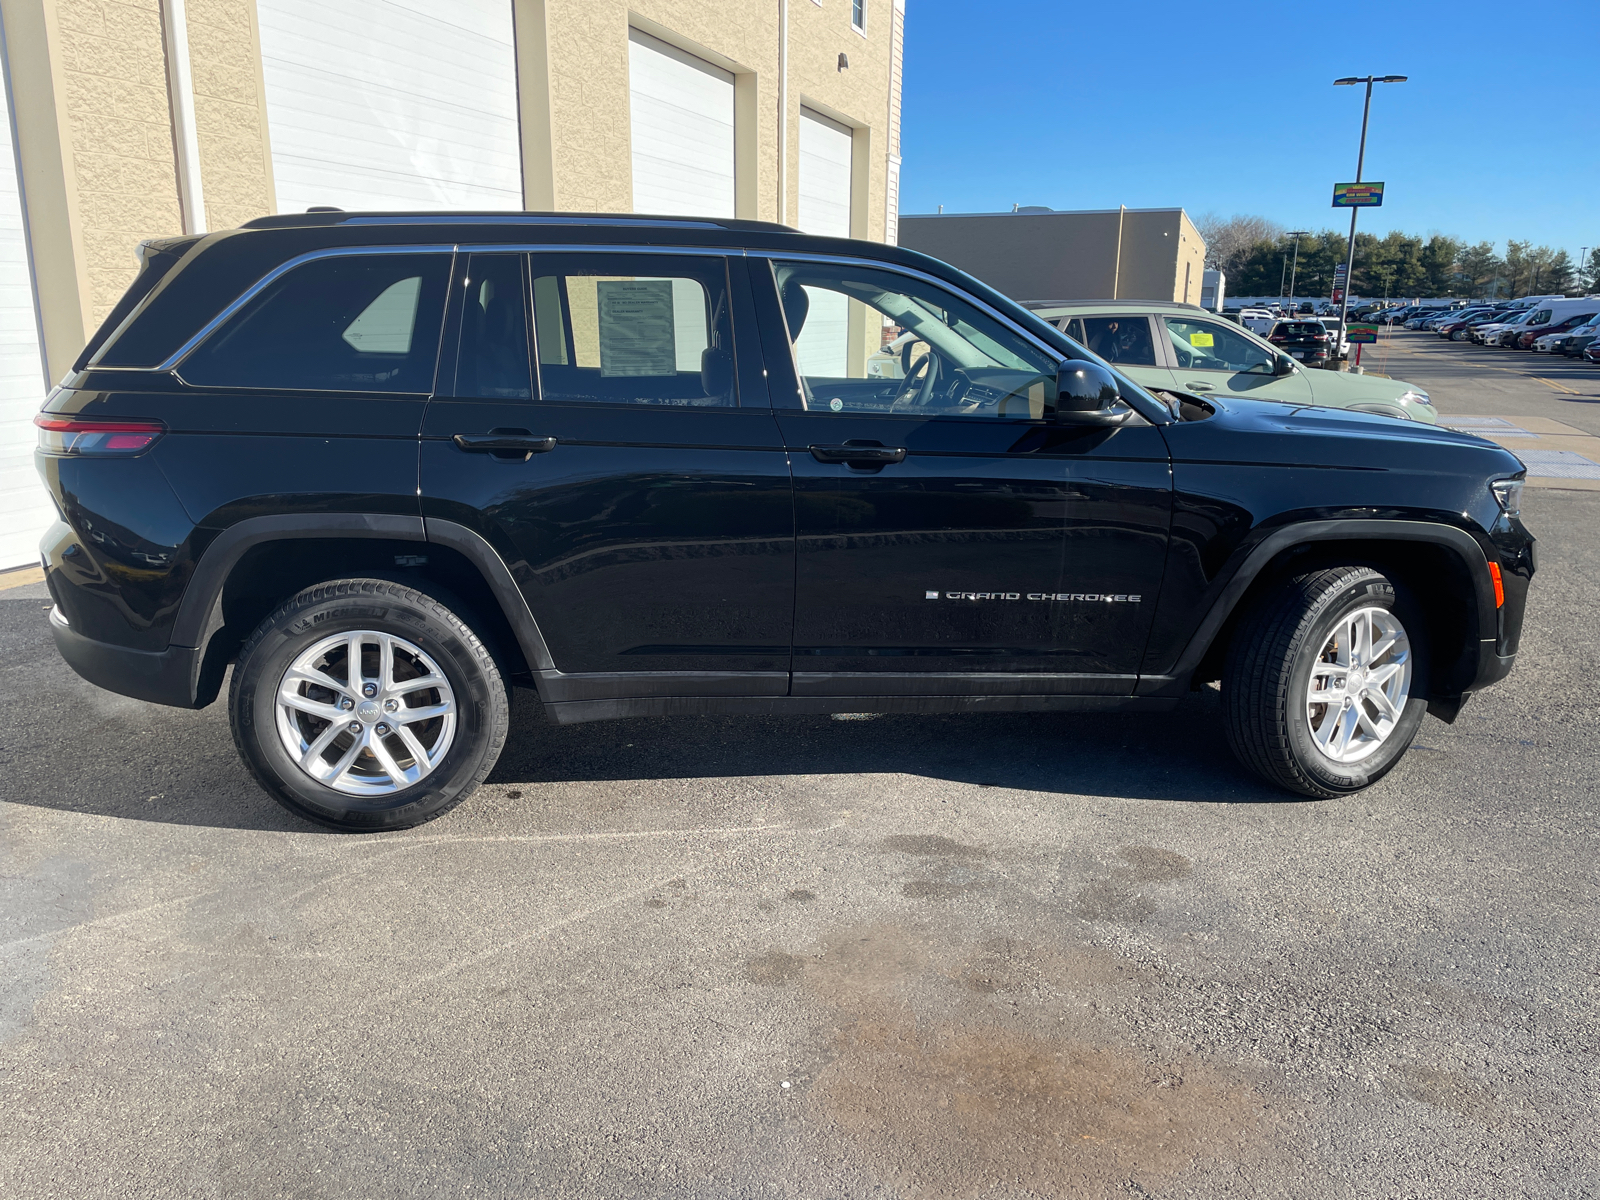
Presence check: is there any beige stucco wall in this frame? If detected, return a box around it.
[185,0,275,230]
[0,0,902,380]
[54,0,183,325]
[535,0,897,237]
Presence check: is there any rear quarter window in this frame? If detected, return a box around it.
[178,252,452,393]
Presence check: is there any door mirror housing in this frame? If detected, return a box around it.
[1273,355,1297,376]
[1055,360,1132,425]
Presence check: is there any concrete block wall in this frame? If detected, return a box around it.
[2,0,903,380]
[536,0,898,237]
[185,0,274,231]
[54,0,182,326]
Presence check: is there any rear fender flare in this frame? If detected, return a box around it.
[172,513,557,676]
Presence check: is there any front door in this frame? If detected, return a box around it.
[421,250,794,698]
[1159,313,1315,406]
[751,256,1172,698]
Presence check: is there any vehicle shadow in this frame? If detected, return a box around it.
[487,686,1298,807]
[3,586,1299,833]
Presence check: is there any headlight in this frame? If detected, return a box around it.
[1397,390,1432,407]
[1490,477,1523,518]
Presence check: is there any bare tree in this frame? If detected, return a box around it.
[1195,212,1285,278]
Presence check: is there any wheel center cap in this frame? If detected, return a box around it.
[356,700,382,722]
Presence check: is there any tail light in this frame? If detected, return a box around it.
[35,414,166,456]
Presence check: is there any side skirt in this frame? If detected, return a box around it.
[543,693,1178,725]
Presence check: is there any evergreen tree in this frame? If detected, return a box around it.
[1457,242,1501,297]
[1582,248,1600,293]
[1421,236,1464,296]
[1539,250,1575,296]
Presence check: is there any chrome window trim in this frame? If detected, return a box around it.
[144,244,457,372]
[755,249,1175,424]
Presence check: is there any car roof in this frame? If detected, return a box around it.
[90,210,1062,372]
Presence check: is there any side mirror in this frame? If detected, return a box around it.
[1055,360,1131,426]
[1273,355,1296,376]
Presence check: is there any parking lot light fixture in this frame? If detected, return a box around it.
[1332,74,1407,363]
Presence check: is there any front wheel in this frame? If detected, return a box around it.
[1223,567,1427,798]
[230,578,509,831]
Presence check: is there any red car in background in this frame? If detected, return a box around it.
[1516,312,1596,350]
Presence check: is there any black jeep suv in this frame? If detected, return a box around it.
[36,212,1534,830]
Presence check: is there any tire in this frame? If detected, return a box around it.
[230,578,509,831]
[1223,567,1427,799]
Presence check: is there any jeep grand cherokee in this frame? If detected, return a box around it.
[35,212,1535,829]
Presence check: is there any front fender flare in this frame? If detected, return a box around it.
[1136,518,1496,697]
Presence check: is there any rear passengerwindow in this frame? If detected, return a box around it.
[179,253,451,393]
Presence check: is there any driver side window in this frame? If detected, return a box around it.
[769,260,1058,419]
[1163,316,1273,374]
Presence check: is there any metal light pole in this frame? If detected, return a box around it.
[1333,74,1406,363]
[1287,230,1310,309]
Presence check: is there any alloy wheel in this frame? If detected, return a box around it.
[275,630,457,795]
[1305,605,1412,764]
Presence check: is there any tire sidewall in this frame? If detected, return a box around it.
[234,589,502,831]
[1284,573,1428,794]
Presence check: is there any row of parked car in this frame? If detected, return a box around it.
[1379,297,1600,361]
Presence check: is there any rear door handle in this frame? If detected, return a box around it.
[1183,382,1215,391]
[453,433,557,460]
[808,442,907,466]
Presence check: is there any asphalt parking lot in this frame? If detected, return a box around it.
[3,337,1597,1198]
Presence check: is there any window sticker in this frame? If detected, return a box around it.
[1188,332,1215,348]
[597,279,677,376]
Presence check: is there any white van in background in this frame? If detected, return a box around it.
[1518,298,1600,333]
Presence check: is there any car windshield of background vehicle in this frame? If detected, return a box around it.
[1164,316,1274,373]
[1079,316,1156,366]
[528,253,736,407]
[770,259,1058,419]
[181,253,452,392]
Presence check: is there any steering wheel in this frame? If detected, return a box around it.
[889,351,939,414]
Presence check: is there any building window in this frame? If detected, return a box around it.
[852,0,865,32]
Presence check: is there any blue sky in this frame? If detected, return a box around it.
[898,0,1599,259]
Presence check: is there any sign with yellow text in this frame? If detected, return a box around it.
[1333,182,1385,207]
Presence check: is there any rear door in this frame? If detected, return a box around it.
[420,249,794,697]
[1069,314,1174,395]
[752,256,1171,698]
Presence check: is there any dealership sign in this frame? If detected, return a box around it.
[1333,182,1385,207]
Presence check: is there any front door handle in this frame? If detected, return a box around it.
[453,433,557,461]
[809,442,907,466]
[1183,382,1215,391]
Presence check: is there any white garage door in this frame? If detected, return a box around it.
[795,108,853,377]
[258,0,523,213]
[0,77,50,570]
[628,30,735,218]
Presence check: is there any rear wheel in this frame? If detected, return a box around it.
[230,578,509,830]
[1223,567,1427,798]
